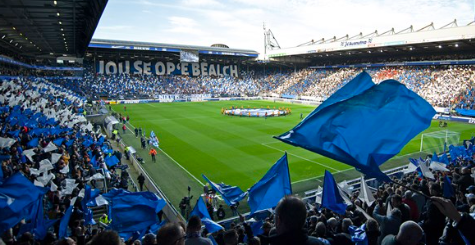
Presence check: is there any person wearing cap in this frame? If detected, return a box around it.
[467,185,475,194]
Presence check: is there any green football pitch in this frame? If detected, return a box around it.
[111,101,475,212]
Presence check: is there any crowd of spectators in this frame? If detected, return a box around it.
[0,77,135,245]
[68,65,475,109]
[1,63,475,245]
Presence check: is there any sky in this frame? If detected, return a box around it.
[93,0,474,54]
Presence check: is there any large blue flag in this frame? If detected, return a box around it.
[202,174,247,206]
[59,202,74,239]
[82,185,100,226]
[0,173,48,235]
[190,197,223,233]
[322,170,347,215]
[102,189,166,233]
[443,175,455,198]
[276,73,435,181]
[105,155,119,167]
[247,153,292,215]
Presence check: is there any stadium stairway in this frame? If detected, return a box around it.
[91,205,108,224]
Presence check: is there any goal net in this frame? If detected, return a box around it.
[420,130,460,154]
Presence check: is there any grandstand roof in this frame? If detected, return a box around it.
[89,39,259,56]
[0,0,108,57]
[267,22,475,64]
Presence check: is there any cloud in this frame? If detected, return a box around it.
[96,25,133,31]
[181,0,224,7]
[93,0,474,53]
[166,16,204,35]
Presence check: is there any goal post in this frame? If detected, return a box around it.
[420,130,461,154]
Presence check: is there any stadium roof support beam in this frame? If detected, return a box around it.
[396,25,414,34]
[348,32,363,40]
[362,30,378,38]
[378,28,395,36]
[439,19,458,29]
[416,23,435,32]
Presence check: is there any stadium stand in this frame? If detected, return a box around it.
[2,1,475,244]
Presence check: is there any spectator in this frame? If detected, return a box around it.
[185,216,213,245]
[157,223,186,245]
[381,221,423,245]
[268,195,323,245]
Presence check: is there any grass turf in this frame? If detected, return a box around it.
[111,101,475,212]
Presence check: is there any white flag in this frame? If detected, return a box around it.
[95,195,109,207]
[0,137,16,148]
[50,182,58,192]
[403,161,418,174]
[429,161,449,172]
[59,165,69,174]
[43,142,57,153]
[338,180,352,196]
[23,149,37,162]
[34,180,45,187]
[419,162,435,179]
[51,153,62,164]
[358,176,375,206]
[39,159,54,172]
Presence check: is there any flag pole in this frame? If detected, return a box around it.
[390,179,430,198]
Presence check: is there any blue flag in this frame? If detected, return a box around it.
[247,153,292,215]
[190,197,223,233]
[59,203,74,239]
[0,164,3,184]
[0,173,47,235]
[202,174,247,206]
[53,138,64,146]
[27,138,39,148]
[90,155,97,167]
[105,155,120,167]
[349,224,368,245]
[276,72,435,181]
[150,131,159,148]
[439,153,449,165]
[322,170,347,215]
[432,152,440,163]
[443,175,455,198]
[102,189,166,233]
[82,185,100,225]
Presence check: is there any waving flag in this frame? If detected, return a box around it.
[443,175,455,198]
[275,72,435,181]
[102,189,166,234]
[322,170,347,215]
[202,174,247,206]
[0,173,48,235]
[248,153,292,215]
[150,131,159,148]
[105,155,119,167]
[190,197,223,233]
[358,176,375,206]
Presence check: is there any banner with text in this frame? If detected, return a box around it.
[96,60,239,77]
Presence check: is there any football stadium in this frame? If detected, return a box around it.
[1,1,475,245]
